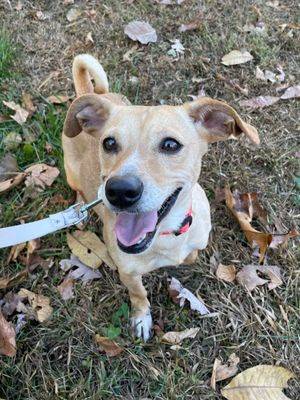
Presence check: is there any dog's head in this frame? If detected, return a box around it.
[64,94,259,254]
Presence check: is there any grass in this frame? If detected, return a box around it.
[0,1,299,399]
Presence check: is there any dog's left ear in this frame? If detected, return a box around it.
[184,98,259,145]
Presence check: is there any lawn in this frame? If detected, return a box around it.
[0,1,299,399]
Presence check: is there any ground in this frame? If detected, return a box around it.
[0,1,299,399]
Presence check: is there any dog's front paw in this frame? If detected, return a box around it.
[131,310,153,341]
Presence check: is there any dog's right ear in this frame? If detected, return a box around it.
[63,94,112,138]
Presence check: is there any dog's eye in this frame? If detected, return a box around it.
[103,137,119,153]
[160,137,183,154]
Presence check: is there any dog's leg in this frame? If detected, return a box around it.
[119,272,152,341]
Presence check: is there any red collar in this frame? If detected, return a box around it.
[160,207,193,237]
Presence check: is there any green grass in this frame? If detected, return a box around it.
[0,2,299,399]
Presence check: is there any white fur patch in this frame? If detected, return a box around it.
[131,310,153,341]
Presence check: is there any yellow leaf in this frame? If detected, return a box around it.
[221,365,294,400]
[67,230,116,269]
[221,50,253,66]
[162,327,200,344]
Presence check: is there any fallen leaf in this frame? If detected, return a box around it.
[168,39,185,57]
[95,334,123,356]
[239,95,280,109]
[57,278,74,300]
[162,327,200,344]
[59,254,102,283]
[124,21,157,44]
[67,230,115,269]
[46,95,70,104]
[216,264,236,283]
[85,31,94,45]
[224,187,271,262]
[7,242,27,263]
[3,131,22,150]
[178,13,203,32]
[24,163,60,190]
[45,142,53,154]
[255,66,266,80]
[216,73,249,96]
[221,50,253,66]
[236,264,282,291]
[269,228,299,248]
[0,172,26,194]
[27,239,41,255]
[221,365,294,400]
[66,7,81,22]
[0,154,18,182]
[0,268,28,290]
[1,292,22,316]
[18,289,53,322]
[169,277,210,315]
[22,93,37,114]
[3,100,29,125]
[211,353,240,389]
[0,310,16,357]
[280,84,300,99]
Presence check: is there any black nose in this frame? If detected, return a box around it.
[105,175,144,209]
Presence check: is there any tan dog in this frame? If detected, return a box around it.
[62,54,259,340]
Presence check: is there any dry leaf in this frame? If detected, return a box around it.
[162,327,200,344]
[24,163,60,190]
[239,95,280,109]
[57,278,74,300]
[47,95,70,104]
[3,131,22,150]
[59,254,102,283]
[18,289,53,322]
[22,93,36,114]
[221,365,294,400]
[216,73,249,96]
[280,84,300,99]
[0,172,26,194]
[178,13,203,32]
[236,264,282,291]
[211,353,240,389]
[0,310,16,357]
[66,8,81,22]
[269,228,299,248]
[1,292,22,317]
[67,230,115,269]
[85,31,94,44]
[169,277,210,315]
[95,334,123,357]
[221,50,253,66]
[0,268,28,290]
[216,264,236,283]
[255,66,266,80]
[7,242,27,263]
[124,21,157,44]
[169,39,185,56]
[27,239,40,255]
[3,100,29,125]
[0,154,18,182]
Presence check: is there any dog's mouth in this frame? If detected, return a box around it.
[115,187,182,254]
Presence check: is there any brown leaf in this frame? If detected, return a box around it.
[67,230,116,269]
[18,289,53,322]
[221,50,253,66]
[224,187,271,262]
[216,73,249,96]
[59,254,102,283]
[0,268,28,290]
[269,228,299,248]
[236,264,282,291]
[0,154,18,182]
[162,327,200,344]
[57,278,74,300]
[7,242,27,264]
[211,353,240,389]
[66,7,81,22]
[216,264,236,283]
[239,96,280,109]
[47,95,70,104]
[3,100,29,125]
[27,239,41,255]
[22,93,37,115]
[85,31,94,45]
[95,334,123,357]
[280,84,300,99]
[0,310,16,357]
[178,13,203,32]
[0,172,26,194]
[24,163,60,190]
[124,21,157,44]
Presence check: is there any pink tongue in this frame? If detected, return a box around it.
[115,211,158,247]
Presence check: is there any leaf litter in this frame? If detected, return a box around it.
[162,327,200,345]
[236,264,282,291]
[0,310,16,357]
[211,353,240,389]
[124,21,157,44]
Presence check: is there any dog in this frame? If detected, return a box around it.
[62,54,259,341]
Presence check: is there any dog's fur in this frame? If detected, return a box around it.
[62,54,259,340]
